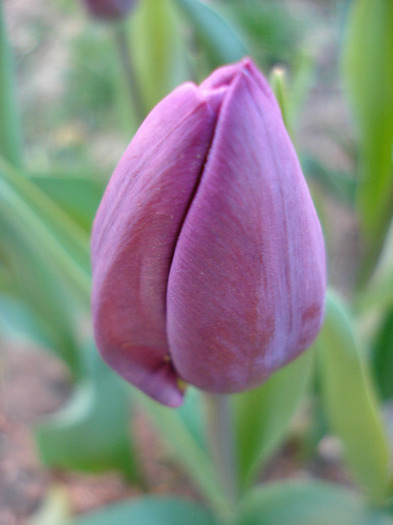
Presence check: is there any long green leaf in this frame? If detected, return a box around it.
[316,291,390,503]
[234,349,312,490]
[371,306,393,401]
[0,156,91,304]
[0,211,81,370]
[235,480,393,525]
[130,0,187,112]
[136,392,230,520]
[31,175,104,232]
[36,345,138,482]
[67,497,221,525]
[176,0,248,69]
[342,0,393,281]
[0,1,23,166]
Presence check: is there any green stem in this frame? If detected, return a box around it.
[203,393,238,512]
[112,21,145,126]
[0,0,23,167]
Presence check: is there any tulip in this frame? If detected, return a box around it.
[91,58,326,407]
[81,0,136,20]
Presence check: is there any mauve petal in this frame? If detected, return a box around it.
[82,0,136,19]
[91,83,223,406]
[167,60,326,393]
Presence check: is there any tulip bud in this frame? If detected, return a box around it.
[91,58,326,407]
[81,0,136,20]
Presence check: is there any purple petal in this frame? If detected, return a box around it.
[166,60,326,393]
[91,83,224,406]
[82,0,136,20]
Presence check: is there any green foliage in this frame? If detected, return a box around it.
[31,175,104,232]
[372,307,393,401]
[222,0,302,67]
[235,480,393,525]
[63,27,118,124]
[175,0,248,71]
[316,291,390,503]
[0,1,23,166]
[36,344,138,481]
[130,0,188,112]
[136,391,230,519]
[301,155,356,205]
[234,349,313,489]
[342,0,393,282]
[67,497,220,525]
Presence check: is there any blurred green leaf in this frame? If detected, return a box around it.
[316,291,390,503]
[36,345,138,481]
[234,349,312,490]
[372,307,393,401]
[221,0,301,67]
[0,211,81,371]
[176,386,207,450]
[235,480,393,525]
[0,294,53,348]
[131,0,188,112]
[176,0,248,69]
[31,175,104,232]
[342,0,393,280]
[63,26,117,122]
[301,154,356,204]
[0,1,23,166]
[67,497,220,525]
[0,155,91,304]
[136,392,230,520]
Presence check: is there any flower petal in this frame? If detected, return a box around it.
[167,60,326,393]
[91,83,222,406]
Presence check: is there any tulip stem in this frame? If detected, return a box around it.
[112,21,145,126]
[203,393,238,510]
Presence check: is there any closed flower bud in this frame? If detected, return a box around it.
[91,58,326,407]
[81,0,136,20]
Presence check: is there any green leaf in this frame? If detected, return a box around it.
[342,0,393,278]
[36,346,138,482]
[316,291,390,503]
[176,0,248,69]
[0,156,91,304]
[31,175,104,232]
[67,497,220,525]
[176,386,207,450]
[220,0,302,67]
[130,0,188,112]
[136,391,230,520]
[301,154,356,205]
[0,2,23,167]
[234,349,312,489]
[372,307,393,401]
[235,480,393,525]
[0,294,53,349]
[0,210,81,371]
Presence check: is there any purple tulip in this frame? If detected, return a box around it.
[91,58,326,407]
[81,0,136,20]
